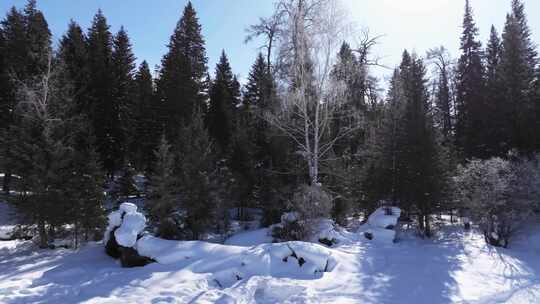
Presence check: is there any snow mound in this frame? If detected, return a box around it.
[361,207,401,243]
[136,235,337,288]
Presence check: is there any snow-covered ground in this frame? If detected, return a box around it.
[2,219,540,303]
[0,200,19,240]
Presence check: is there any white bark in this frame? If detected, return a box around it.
[267,0,350,185]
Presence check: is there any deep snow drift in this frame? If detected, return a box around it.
[3,216,540,303]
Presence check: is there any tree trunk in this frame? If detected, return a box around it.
[2,169,11,194]
[38,220,48,248]
[424,214,431,238]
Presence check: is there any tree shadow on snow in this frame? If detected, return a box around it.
[353,226,468,304]
[1,243,164,304]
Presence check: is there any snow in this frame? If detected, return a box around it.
[136,235,336,287]
[367,206,401,229]
[224,228,273,247]
[310,218,358,245]
[119,202,138,214]
[114,212,146,247]
[358,207,402,243]
[0,200,19,240]
[103,202,146,247]
[4,218,540,303]
[281,211,299,223]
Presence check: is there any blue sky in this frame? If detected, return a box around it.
[0,0,275,81]
[1,0,539,85]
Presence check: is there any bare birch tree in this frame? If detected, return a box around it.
[266,0,351,186]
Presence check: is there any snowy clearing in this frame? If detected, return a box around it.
[2,221,540,303]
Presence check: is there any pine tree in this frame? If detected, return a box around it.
[455,0,486,160]
[206,51,238,152]
[498,0,538,153]
[156,1,207,138]
[111,26,136,169]
[86,10,116,176]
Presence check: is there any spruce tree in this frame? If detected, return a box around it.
[455,0,486,160]
[362,66,406,213]
[244,53,273,110]
[498,0,538,153]
[176,112,216,239]
[22,0,51,77]
[86,10,116,176]
[111,26,136,169]
[57,20,89,115]
[367,51,446,236]
[156,1,207,138]
[146,135,177,239]
[9,58,73,248]
[65,117,105,246]
[427,47,453,145]
[132,61,159,172]
[484,26,505,156]
[1,2,51,193]
[206,51,238,152]
[399,54,444,236]
[242,54,289,222]
[56,22,106,245]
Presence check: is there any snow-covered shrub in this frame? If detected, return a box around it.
[272,185,333,241]
[455,156,540,247]
[272,212,306,241]
[291,184,333,222]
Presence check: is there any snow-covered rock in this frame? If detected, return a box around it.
[103,203,152,267]
[367,206,401,229]
[135,235,337,287]
[119,202,138,214]
[114,212,146,247]
[103,202,145,245]
[360,207,401,243]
